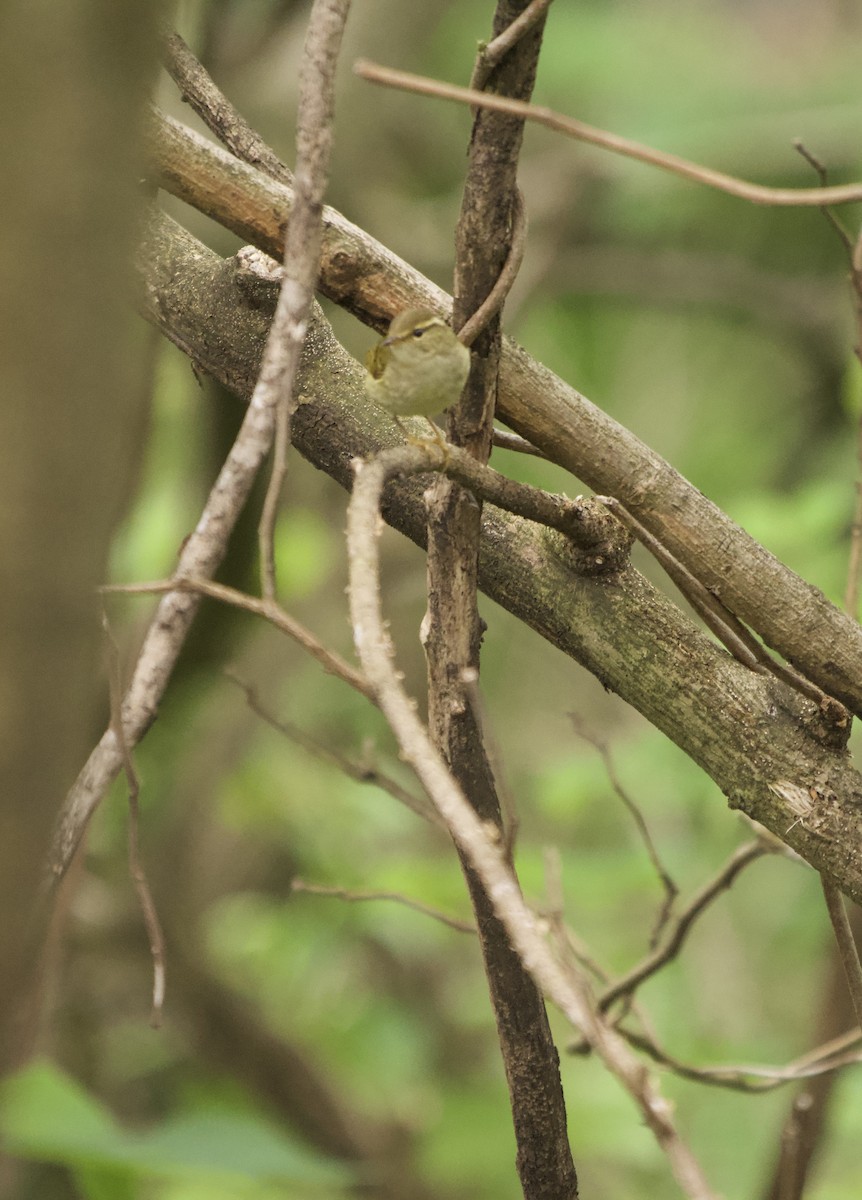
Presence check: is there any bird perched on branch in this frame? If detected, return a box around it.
[365,308,470,440]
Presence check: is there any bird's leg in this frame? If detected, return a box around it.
[423,418,448,451]
[391,415,448,453]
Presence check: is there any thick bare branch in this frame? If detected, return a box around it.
[427,7,577,1198]
[147,112,862,717]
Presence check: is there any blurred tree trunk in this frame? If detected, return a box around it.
[0,1,164,1073]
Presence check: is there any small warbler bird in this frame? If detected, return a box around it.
[365,308,470,439]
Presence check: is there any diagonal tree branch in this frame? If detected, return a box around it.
[161,31,293,186]
[146,111,862,717]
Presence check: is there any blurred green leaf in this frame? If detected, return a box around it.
[1,1060,123,1163]
[273,508,337,601]
[1,1061,354,1189]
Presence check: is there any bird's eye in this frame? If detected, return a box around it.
[412,327,425,338]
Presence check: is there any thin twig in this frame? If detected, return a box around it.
[561,927,611,988]
[104,576,371,699]
[841,228,862,618]
[383,442,630,568]
[291,880,476,934]
[258,397,289,599]
[618,1024,862,1094]
[102,612,165,1027]
[792,140,855,255]
[542,846,566,935]
[599,496,850,729]
[346,446,717,1199]
[161,31,293,185]
[226,672,441,826]
[598,840,772,1012]
[785,1026,862,1074]
[456,188,528,348]
[598,497,760,667]
[845,421,862,622]
[354,61,862,208]
[851,232,862,356]
[543,848,642,1022]
[820,876,862,1028]
[490,428,548,457]
[258,0,352,599]
[792,140,828,182]
[795,139,862,625]
[460,667,519,861]
[576,989,862,1096]
[470,0,556,92]
[569,715,677,947]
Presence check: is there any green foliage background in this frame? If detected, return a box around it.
[14,1,862,1197]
